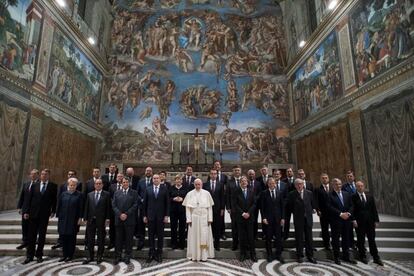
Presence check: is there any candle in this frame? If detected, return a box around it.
[171,139,174,152]
[179,137,182,152]
[187,138,190,153]
[205,139,207,152]
[220,139,222,153]
[212,139,215,152]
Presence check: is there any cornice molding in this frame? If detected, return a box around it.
[0,69,103,140]
[285,0,358,77]
[290,57,414,139]
[38,0,111,76]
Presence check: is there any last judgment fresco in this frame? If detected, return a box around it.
[102,0,290,165]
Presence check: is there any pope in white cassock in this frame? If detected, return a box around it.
[182,178,215,261]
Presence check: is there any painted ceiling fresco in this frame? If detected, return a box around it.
[102,0,290,165]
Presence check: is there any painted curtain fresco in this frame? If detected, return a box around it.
[0,0,42,81]
[292,31,342,123]
[47,27,102,121]
[350,0,414,86]
[103,0,290,165]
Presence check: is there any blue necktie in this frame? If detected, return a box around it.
[41,183,46,194]
[155,187,158,199]
[351,183,356,193]
[244,189,247,200]
[338,192,344,206]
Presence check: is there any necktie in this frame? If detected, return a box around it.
[117,183,121,190]
[28,181,33,191]
[41,183,46,194]
[155,186,158,198]
[95,192,100,204]
[110,174,113,182]
[338,192,344,206]
[300,191,304,200]
[124,190,127,196]
[244,189,247,199]
[212,181,215,193]
[187,176,190,184]
[360,193,366,204]
[325,185,329,192]
[271,190,275,200]
[351,183,356,193]
[236,179,239,187]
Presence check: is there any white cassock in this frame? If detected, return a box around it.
[182,188,215,261]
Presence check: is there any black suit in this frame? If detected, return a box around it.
[112,189,140,259]
[248,179,263,239]
[23,181,57,259]
[282,177,296,192]
[232,186,256,258]
[260,189,285,259]
[84,178,97,198]
[256,175,270,191]
[227,177,241,249]
[169,185,188,248]
[352,192,380,261]
[182,175,196,190]
[285,189,315,259]
[204,180,225,248]
[84,190,111,259]
[315,184,331,249]
[328,190,353,260]
[144,185,170,257]
[108,182,123,247]
[102,173,117,191]
[128,175,141,191]
[207,172,228,237]
[17,180,39,245]
[136,177,152,243]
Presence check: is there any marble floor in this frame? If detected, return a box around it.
[0,256,413,276]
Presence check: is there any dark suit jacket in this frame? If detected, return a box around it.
[275,180,289,200]
[17,180,39,209]
[260,189,284,224]
[207,172,228,184]
[342,182,357,194]
[169,185,188,214]
[112,189,140,226]
[285,189,315,226]
[226,177,241,211]
[256,175,270,191]
[328,190,353,222]
[109,182,122,198]
[303,180,314,192]
[204,180,225,213]
[137,177,153,203]
[315,184,330,214]
[231,187,256,223]
[128,175,141,191]
[84,190,111,225]
[102,173,117,191]
[23,181,58,219]
[143,185,170,221]
[83,178,97,199]
[182,175,196,190]
[282,177,296,192]
[351,192,379,227]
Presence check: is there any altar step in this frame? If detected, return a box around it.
[0,213,413,260]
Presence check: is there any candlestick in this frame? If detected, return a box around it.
[204,139,207,152]
[219,139,222,153]
[212,139,215,152]
[171,139,174,152]
[187,138,190,153]
[179,137,182,152]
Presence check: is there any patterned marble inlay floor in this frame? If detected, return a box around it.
[0,257,413,275]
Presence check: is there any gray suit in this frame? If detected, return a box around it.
[112,189,140,259]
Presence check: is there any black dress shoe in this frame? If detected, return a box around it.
[82,258,93,264]
[137,241,144,250]
[36,257,43,263]
[251,255,258,262]
[215,247,221,251]
[22,258,33,264]
[297,258,304,263]
[65,257,73,263]
[97,257,103,264]
[113,258,121,265]
[106,244,114,250]
[334,258,341,265]
[171,245,178,250]
[221,235,227,240]
[307,257,317,264]
[231,245,238,251]
[360,257,368,264]
[374,258,384,266]
[324,246,332,251]
[124,258,130,265]
[239,253,246,262]
[266,256,273,262]
[343,258,357,264]
[158,253,163,263]
[51,243,62,249]
[146,256,153,263]
[276,256,285,264]
[16,243,28,250]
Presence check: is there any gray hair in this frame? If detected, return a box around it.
[294,178,304,185]
[68,177,79,185]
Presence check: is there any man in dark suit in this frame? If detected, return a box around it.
[17,169,39,250]
[352,181,383,266]
[282,167,295,240]
[285,178,317,264]
[159,171,171,189]
[273,170,288,200]
[226,165,242,251]
[256,165,270,191]
[247,169,262,240]
[297,169,314,192]
[182,166,196,190]
[102,163,118,191]
[52,170,82,250]
[22,169,58,264]
[107,173,124,250]
[84,168,101,198]
[112,177,140,265]
[232,176,257,262]
[169,174,188,249]
[126,167,140,190]
[136,166,153,250]
[143,174,170,263]
[315,173,332,250]
[261,177,285,263]
[342,170,357,248]
[204,169,225,251]
[83,178,111,264]
[328,178,356,265]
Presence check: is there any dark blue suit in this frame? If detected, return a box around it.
[204,180,225,248]
[136,177,153,243]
